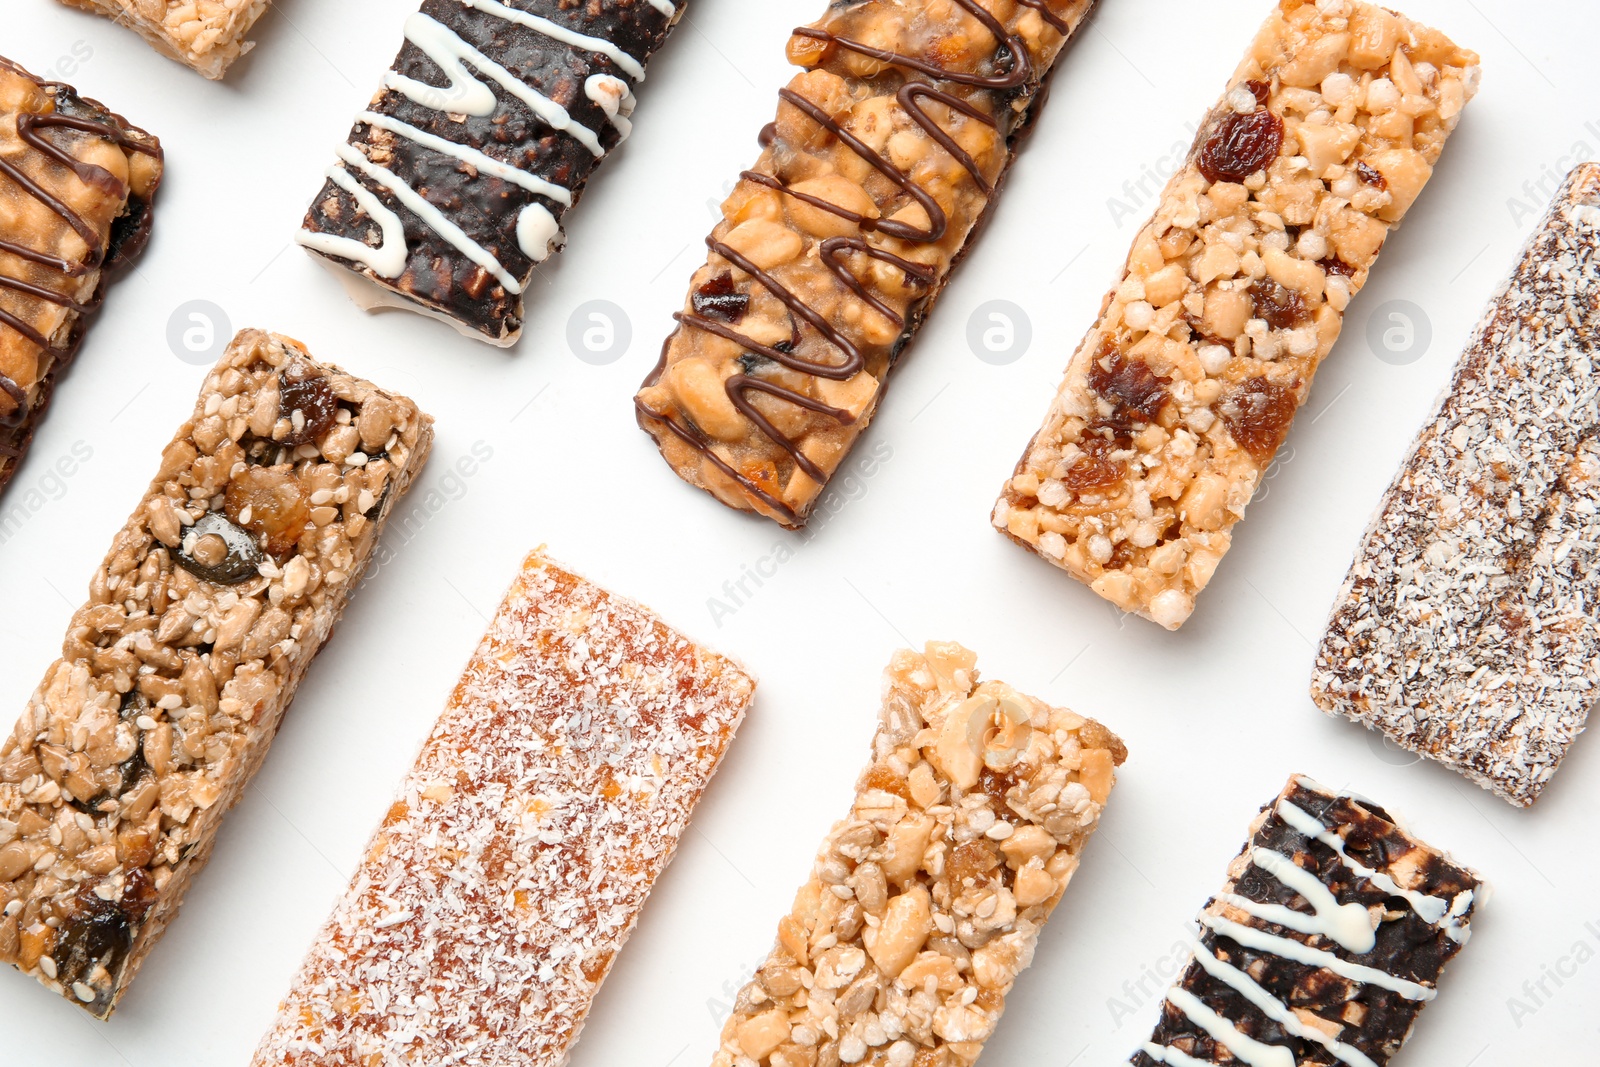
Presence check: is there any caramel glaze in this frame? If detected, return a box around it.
[636,0,1080,526]
[0,58,162,469]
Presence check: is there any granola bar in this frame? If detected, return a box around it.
[994,0,1480,629]
[1132,775,1483,1067]
[635,0,1096,528]
[0,329,432,1018]
[1311,165,1600,809]
[713,642,1126,1067]
[56,0,271,80]
[299,0,686,346]
[1,57,162,497]
[250,550,756,1067]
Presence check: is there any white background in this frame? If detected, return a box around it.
[2,1,1597,1064]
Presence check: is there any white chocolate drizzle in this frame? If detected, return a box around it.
[295,163,409,278]
[461,0,648,80]
[646,0,675,13]
[1216,847,1376,954]
[355,110,573,206]
[517,203,561,263]
[585,74,637,140]
[1200,912,1437,1001]
[1152,988,1294,1067]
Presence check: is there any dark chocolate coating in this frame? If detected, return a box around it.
[300,0,680,341]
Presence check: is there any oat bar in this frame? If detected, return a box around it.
[713,642,1125,1067]
[298,0,686,346]
[994,0,1480,629]
[635,0,1096,528]
[1132,775,1482,1067]
[250,550,755,1067]
[0,329,432,1018]
[1,57,162,497]
[1311,165,1600,808]
[56,0,271,80]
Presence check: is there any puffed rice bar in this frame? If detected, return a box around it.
[251,550,756,1067]
[1,57,162,497]
[1133,775,1483,1066]
[0,329,433,1018]
[994,0,1480,629]
[1311,164,1600,808]
[712,642,1126,1067]
[636,0,1096,528]
[57,0,272,80]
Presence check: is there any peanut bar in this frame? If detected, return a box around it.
[1133,775,1482,1067]
[0,329,433,1018]
[250,549,756,1066]
[1311,164,1600,808]
[994,0,1479,629]
[713,642,1125,1067]
[299,0,686,345]
[635,0,1095,527]
[57,0,271,80]
[1,57,162,497]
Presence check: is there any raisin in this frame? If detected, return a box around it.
[1087,348,1171,424]
[949,841,999,888]
[1355,160,1388,189]
[278,367,340,447]
[54,891,134,997]
[692,272,750,324]
[1218,377,1300,465]
[226,467,311,559]
[1198,109,1285,184]
[1062,437,1125,493]
[860,764,908,799]
[1319,256,1357,278]
[979,766,1020,811]
[1248,279,1309,330]
[1244,79,1272,108]
[175,512,263,585]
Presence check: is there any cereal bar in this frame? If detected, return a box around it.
[713,642,1126,1067]
[299,0,686,345]
[0,329,432,1018]
[57,0,272,80]
[1311,164,1600,808]
[1,57,162,497]
[635,0,1096,527]
[1132,775,1483,1067]
[250,550,756,1066]
[994,0,1480,629]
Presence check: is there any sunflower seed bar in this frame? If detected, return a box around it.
[251,550,756,1067]
[56,0,271,80]
[635,0,1095,528]
[0,329,432,1018]
[1311,165,1600,808]
[713,642,1125,1067]
[1,57,162,497]
[1133,775,1483,1067]
[994,0,1480,629]
[299,0,686,346]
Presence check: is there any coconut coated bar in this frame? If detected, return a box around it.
[635,0,1096,528]
[251,550,756,1067]
[994,0,1480,629]
[299,0,685,346]
[712,642,1125,1067]
[1312,165,1600,808]
[0,330,432,1017]
[1,57,162,497]
[57,0,271,80]
[1133,776,1482,1067]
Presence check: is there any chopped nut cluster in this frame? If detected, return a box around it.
[0,329,432,1017]
[995,0,1480,629]
[56,0,271,79]
[637,0,1095,528]
[714,642,1125,1067]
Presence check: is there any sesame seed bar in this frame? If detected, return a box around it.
[1132,775,1483,1067]
[713,642,1126,1067]
[1311,165,1600,809]
[994,0,1480,629]
[0,329,433,1018]
[1,57,162,497]
[56,0,271,80]
[299,0,686,346]
[250,550,756,1067]
[635,0,1096,528]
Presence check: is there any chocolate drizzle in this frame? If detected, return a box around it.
[639,0,1085,525]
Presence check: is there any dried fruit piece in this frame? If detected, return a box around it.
[1088,349,1171,424]
[1197,109,1285,184]
[278,368,341,447]
[1062,433,1126,493]
[1319,256,1357,278]
[691,272,750,324]
[1244,79,1271,108]
[176,513,263,585]
[1355,160,1388,189]
[226,468,311,559]
[1218,377,1300,465]
[1248,279,1309,329]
